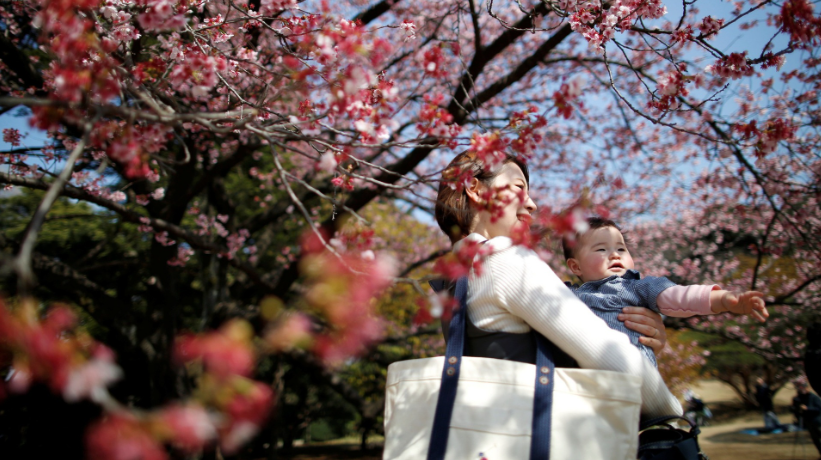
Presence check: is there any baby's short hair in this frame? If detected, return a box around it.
[561,216,623,260]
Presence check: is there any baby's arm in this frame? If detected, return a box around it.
[656,285,716,317]
[710,290,769,322]
[656,285,769,322]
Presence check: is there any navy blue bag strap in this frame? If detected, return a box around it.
[531,333,555,459]
[427,277,556,460]
[426,277,467,460]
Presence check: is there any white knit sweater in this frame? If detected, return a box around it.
[459,233,683,418]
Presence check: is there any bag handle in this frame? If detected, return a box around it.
[427,277,556,460]
[640,415,697,431]
[638,415,704,460]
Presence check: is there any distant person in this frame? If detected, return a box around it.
[754,377,781,429]
[806,323,821,395]
[683,389,712,427]
[791,381,821,456]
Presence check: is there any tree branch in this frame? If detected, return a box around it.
[463,23,573,115]
[353,0,404,25]
[399,249,448,277]
[771,275,821,305]
[13,127,89,294]
[448,2,550,119]
[0,172,278,292]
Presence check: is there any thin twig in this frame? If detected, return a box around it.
[14,123,91,294]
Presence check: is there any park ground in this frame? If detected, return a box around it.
[687,379,817,460]
[277,379,819,460]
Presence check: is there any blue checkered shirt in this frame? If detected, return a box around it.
[566,269,677,367]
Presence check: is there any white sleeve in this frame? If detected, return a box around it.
[480,246,682,418]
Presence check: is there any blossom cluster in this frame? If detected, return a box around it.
[23,0,184,178]
[3,128,22,147]
[567,0,668,53]
[0,299,122,402]
[649,67,704,112]
[777,0,821,49]
[508,107,547,157]
[17,0,405,186]
[91,121,172,179]
[698,16,724,38]
[552,77,584,120]
[282,15,399,146]
[421,43,451,79]
[0,262,398,459]
[705,52,754,80]
[4,0,420,201]
[298,229,396,366]
[0,296,278,459]
[417,93,462,148]
[83,319,275,458]
[34,0,121,104]
[734,118,798,157]
[168,51,229,98]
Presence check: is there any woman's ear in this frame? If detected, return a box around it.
[567,258,583,278]
[465,177,484,204]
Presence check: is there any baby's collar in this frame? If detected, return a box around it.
[621,269,641,280]
[576,269,642,288]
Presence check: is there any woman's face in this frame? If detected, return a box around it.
[469,162,537,239]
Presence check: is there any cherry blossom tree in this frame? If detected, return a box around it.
[1,0,821,457]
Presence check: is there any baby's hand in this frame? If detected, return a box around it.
[722,291,768,322]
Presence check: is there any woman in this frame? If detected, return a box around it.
[434,151,682,418]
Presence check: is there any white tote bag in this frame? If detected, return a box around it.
[382,278,642,460]
[383,357,641,459]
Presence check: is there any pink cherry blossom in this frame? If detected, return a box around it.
[174,319,256,378]
[3,128,21,147]
[86,415,168,460]
[63,349,123,403]
[154,404,217,453]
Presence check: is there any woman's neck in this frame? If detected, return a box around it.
[468,218,494,240]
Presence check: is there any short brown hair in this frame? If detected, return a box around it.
[434,151,529,244]
[562,216,623,260]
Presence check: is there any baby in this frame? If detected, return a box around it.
[563,217,769,366]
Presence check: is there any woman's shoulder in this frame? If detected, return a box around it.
[482,236,540,261]
[457,234,548,274]
[483,239,556,280]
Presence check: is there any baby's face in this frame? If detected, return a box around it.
[568,226,635,283]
